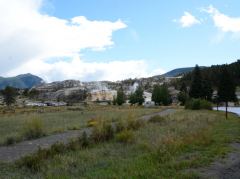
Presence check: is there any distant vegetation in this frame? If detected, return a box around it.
[182,60,240,88]
[178,62,238,117]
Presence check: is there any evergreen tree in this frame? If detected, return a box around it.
[1,86,18,107]
[177,92,188,106]
[129,86,144,105]
[129,93,136,105]
[180,82,187,93]
[152,85,172,106]
[202,80,213,101]
[178,82,188,105]
[189,65,203,98]
[135,86,144,105]
[116,87,125,105]
[152,85,161,105]
[217,67,236,119]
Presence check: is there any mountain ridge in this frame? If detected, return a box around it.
[0,66,200,89]
[0,73,44,89]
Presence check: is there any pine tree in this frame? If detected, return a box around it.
[152,85,172,106]
[1,86,18,107]
[180,82,187,93]
[129,93,136,105]
[116,87,125,105]
[129,86,144,105]
[135,86,144,105]
[202,80,213,101]
[178,82,188,105]
[152,85,161,105]
[218,66,236,118]
[189,65,203,98]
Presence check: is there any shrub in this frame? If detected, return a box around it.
[67,126,80,130]
[17,142,66,171]
[17,154,43,171]
[67,139,79,151]
[149,115,165,123]
[116,130,134,143]
[49,142,66,155]
[185,99,212,110]
[4,135,21,145]
[199,100,213,110]
[127,118,144,130]
[23,117,45,140]
[80,131,89,148]
[91,121,114,143]
[115,120,127,133]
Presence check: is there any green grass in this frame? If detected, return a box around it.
[0,109,239,178]
[0,106,161,145]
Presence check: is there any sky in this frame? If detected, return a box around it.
[0,0,240,82]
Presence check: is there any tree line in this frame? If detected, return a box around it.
[179,64,237,118]
[114,84,172,106]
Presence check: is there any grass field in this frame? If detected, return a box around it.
[0,106,162,145]
[0,108,239,178]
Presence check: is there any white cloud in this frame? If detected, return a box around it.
[179,12,201,28]
[204,5,240,33]
[0,0,127,77]
[7,56,165,82]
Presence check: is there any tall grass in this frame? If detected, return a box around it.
[0,107,160,145]
[22,117,45,140]
[4,110,239,178]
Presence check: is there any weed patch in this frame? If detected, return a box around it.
[22,117,45,140]
[116,130,134,143]
[91,121,114,143]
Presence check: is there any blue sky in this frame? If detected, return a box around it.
[1,0,240,81]
[43,0,240,71]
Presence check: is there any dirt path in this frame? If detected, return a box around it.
[140,108,176,121]
[194,143,240,179]
[0,109,176,163]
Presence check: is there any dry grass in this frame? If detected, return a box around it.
[2,109,238,178]
[0,106,161,145]
[22,117,45,140]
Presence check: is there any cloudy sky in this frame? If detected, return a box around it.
[1,0,240,82]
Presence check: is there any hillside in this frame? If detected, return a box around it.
[162,67,195,77]
[0,73,44,89]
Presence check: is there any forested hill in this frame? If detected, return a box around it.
[162,67,195,77]
[182,60,240,87]
[0,74,44,89]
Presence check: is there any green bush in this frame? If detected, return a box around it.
[127,118,144,130]
[17,154,43,171]
[115,120,127,133]
[4,135,21,145]
[91,121,114,143]
[185,99,212,110]
[23,117,45,140]
[50,142,67,155]
[116,130,134,143]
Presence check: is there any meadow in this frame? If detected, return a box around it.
[0,106,239,178]
[0,105,162,145]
